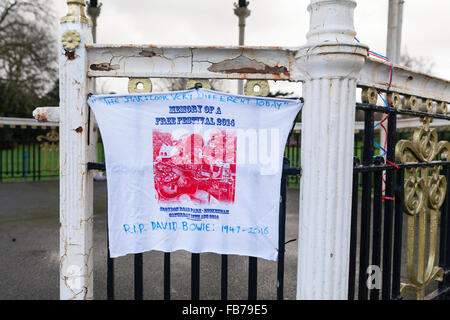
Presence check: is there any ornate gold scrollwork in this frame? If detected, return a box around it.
[395,116,450,299]
[37,128,59,153]
[37,128,60,174]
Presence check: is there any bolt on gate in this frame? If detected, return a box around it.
[33,0,450,300]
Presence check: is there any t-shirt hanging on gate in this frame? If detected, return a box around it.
[88,88,302,261]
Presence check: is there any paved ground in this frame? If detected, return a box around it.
[0,180,441,300]
[0,180,300,300]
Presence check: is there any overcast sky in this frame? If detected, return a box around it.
[50,0,450,94]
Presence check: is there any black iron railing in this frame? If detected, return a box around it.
[348,101,450,300]
[0,127,57,182]
[0,126,106,182]
[88,100,450,300]
[88,158,301,300]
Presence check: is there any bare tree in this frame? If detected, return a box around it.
[0,0,58,117]
[400,49,435,74]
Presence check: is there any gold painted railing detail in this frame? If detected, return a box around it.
[395,116,450,300]
[37,128,59,175]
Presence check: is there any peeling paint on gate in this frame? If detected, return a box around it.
[207,55,290,77]
[86,44,300,80]
[90,62,120,71]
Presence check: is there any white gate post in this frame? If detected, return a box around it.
[59,0,95,299]
[296,0,367,299]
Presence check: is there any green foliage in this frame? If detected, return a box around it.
[0,0,58,117]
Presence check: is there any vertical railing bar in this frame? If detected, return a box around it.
[4,145,7,179]
[134,253,143,300]
[11,143,14,177]
[164,252,171,300]
[23,142,26,179]
[358,109,374,300]
[15,143,18,177]
[446,165,450,297]
[0,146,3,183]
[370,160,383,300]
[27,142,31,179]
[287,137,298,185]
[22,143,25,178]
[391,168,404,299]
[32,143,37,181]
[28,143,31,179]
[191,253,200,300]
[382,111,397,300]
[248,256,257,300]
[107,245,114,300]
[29,141,33,179]
[106,209,114,300]
[277,159,288,300]
[439,165,450,294]
[6,148,9,178]
[38,141,41,180]
[11,147,14,177]
[9,148,12,178]
[24,143,28,179]
[295,134,299,167]
[221,254,228,300]
[288,135,293,178]
[348,158,360,300]
[24,144,27,179]
[438,165,448,268]
[438,165,447,294]
[445,165,450,296]
[297,133,301,185]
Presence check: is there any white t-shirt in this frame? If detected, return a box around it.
[88,88,302,261]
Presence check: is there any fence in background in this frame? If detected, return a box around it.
[0,118,104,182]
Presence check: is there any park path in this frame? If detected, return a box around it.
[0,180,433,300]
[0,180,299,300]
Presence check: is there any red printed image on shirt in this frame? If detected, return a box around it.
[153,129,237,204]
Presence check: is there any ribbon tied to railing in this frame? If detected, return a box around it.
[355,37,399,201]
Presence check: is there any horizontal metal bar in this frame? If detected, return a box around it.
[283,167,301,176]
[295,118,450,132]
[425,271,450,300]
[0,116,59,127]
[87,162,105,170]
[356,103,450,120]
[354,161,450,173]
[86,44,300,80]
[86,44,450,103]
[393,118,450,129]
[88,162,450,174]
[359,57,450,103]
[87,162,302,176]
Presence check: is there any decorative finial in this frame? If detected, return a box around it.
[234,2,250,18]
[60,0,91,25]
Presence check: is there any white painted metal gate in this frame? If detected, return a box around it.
[34,0,450,300]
